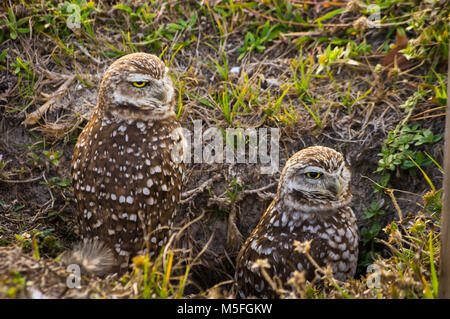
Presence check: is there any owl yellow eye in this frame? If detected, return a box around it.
[132,81,147,88]
[305,172,322,179]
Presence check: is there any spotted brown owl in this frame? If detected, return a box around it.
[71,53,185,272]
[235,146,359,298]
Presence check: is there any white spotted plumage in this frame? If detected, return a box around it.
[235,146,359,298]
[71,53,185,273]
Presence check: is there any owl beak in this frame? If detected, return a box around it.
[329,177,343,197]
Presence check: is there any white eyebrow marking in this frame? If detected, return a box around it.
[303,166,326,174]
[126,74,154,82]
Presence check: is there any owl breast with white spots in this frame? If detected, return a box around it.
[71,53,185,270]
[235,146,359,298]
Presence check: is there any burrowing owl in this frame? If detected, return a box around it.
[71,53,185,272]
[235,146,358,298]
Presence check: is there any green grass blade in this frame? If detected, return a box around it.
[407,155,435,191]
[429,231,438,298]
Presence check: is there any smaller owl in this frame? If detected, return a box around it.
[235,146,359,298]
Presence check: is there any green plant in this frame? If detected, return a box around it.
[8,56,37,112]
[423,189,442,219]
[208,51,229,82]
[299,97,322,128]
[237,21,279,60]
[276,100,300,125]
[264,84,290,118]
[399,86,428,111]
[11,57,34,80]
[0,49,8,65]
[43,150,64,166]
[166,13,198,34]
[374,213,441,299]
[131,250,189,299]
[326,70,372,116]
[2,7,30,41]
[401,5,448,68]
[40,176,71,190]
[270,0,304,26]
[359,200,386,268]
[316,44,360,74]
[225,177,244,202]
[5,272,26,298]
[113,3,156,24]
[15,228,62,258]
[376,124,442,187]
[0,154,10,172]
[213,84,235,125]
[291,49,315,100]
[314,7,345,29]
[63,0,97,37]
[432,71,447,107]
[212,82,253,126]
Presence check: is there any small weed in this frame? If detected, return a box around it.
[299,97,322,129]
[314,7,345,29]
[4,272,26,298]
[61,0,97,38]
[26,152,42,169]
[0,48,8,66]
[423,189,442,218]
[359,200,386,268]
[326,70,372,116]
[3,6,30,41]
[225,178,244,202]
[113,3,156,25]
[431,71,447,107]
[175,79,185,119]
[131,249,189,299]
[9,57,37,112]
[15,228,62,258]
[316,44,360,74]
[290,49,315,100]
[401,6,448,68]
[399,86,428,111]
[264,84,290,119]
[0,154,11,172]
[212,83,251,126]
[237,21,279,60]
[380,212,441,298]
[42,150,64,166]
[11,57,34,80]
[166,13,198,34]
[276,100,300,125]
[208,51,229,82]
[376,124,442,188]
[40,176,71,190]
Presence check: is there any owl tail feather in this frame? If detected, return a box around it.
[63,239,117,276]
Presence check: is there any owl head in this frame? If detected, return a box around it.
[97,52,174,120]
[278,146,352,213]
